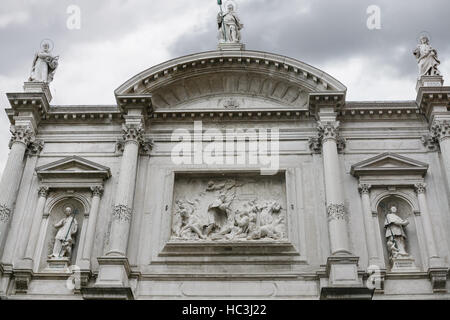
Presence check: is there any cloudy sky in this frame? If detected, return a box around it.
[0,0,449,175]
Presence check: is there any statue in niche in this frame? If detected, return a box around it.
[217,1,244,43]
[29,40,59,83]
[413,35,441,77]
[384,205,409,259]
[48,207,78,259]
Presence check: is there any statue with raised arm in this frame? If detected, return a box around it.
[49,207,78,259]
[413,35,441,77]
[29,40,59,83]
[217,1,244,43]
[384,205,409,258]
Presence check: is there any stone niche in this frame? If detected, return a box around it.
[377,196,422,272]
[170,172,287,243]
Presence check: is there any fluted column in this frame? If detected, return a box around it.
[81,186,103,263]
[358,184,380,266]
[0,126,34,252]
[23,186,49,261]
[106,124,144,256]
[414,183,441,267]
[431,121,450,192]
[319,121,351,255]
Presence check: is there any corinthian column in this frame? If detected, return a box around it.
[318,121,351,255]
[107,124,144,256]
[0,126,34,252]
[431,121,450,192]
[93,122,146,290]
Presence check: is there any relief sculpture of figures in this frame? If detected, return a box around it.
[48,207,78,259]
[171,177,286,242]
[217,1,244,44]
[413,35,441,77]
[384,205,409,260]
[29,40,59,83]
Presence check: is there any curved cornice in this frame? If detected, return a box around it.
[115,50,346,110]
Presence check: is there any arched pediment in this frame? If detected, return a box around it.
[115,50,346,111]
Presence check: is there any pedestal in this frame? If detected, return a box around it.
[23,81,52,102]
[218,42,245,51]
[416,75,444,92]
[46,257,70,270]
[390,255,419,273]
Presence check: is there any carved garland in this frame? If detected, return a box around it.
[327,203,346,221]
[112,204,132,222]
[0,204,12,223]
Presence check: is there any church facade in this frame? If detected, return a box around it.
[0,8,450,299]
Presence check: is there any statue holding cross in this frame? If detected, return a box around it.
[217,0,244,44]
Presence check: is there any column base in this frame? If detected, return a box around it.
[13,259,34,294]
[319,254,374,300]
[81,256,134,300]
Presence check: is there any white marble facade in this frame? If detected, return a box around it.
[0,42,450,300]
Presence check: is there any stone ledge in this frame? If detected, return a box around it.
[81,287,134,300]
[320,287,374,300]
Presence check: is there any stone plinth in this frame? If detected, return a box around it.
[46,257,70,270]
[23,81,52,102]
[218,42,245,51]
[416,75,444,92]
[390,256,419,273]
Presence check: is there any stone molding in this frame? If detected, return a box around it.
[327,204,346,221]
[112,204,132,223]
[0,204,12,223]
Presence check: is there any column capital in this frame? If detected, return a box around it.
[91,186,104,197]
[431,120,450,142]
[117,124,154,155]
[414,183,427,194]
[309,121,346,153]
[8,125,35,148]
[358,183,372,194]
[37,186,49,198]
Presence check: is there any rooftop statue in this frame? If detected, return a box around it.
[217,0,244,44]
[29,40,59,83]
[413,35,441,77]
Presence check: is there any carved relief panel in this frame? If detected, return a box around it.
[170,172,287,242]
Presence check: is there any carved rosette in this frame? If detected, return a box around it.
[8,126,35,149]
[116,124,154,155]
[0,204,12,223]
[358,184,372,195]
[414,183,427,194]
[309,121,346,154]
[38,186,49,198]
[112,204,132,222]
[327,203,346,221]
[91,186,104,197]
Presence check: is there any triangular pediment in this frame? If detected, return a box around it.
[351,153,428,177]
[36,156,111,181]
